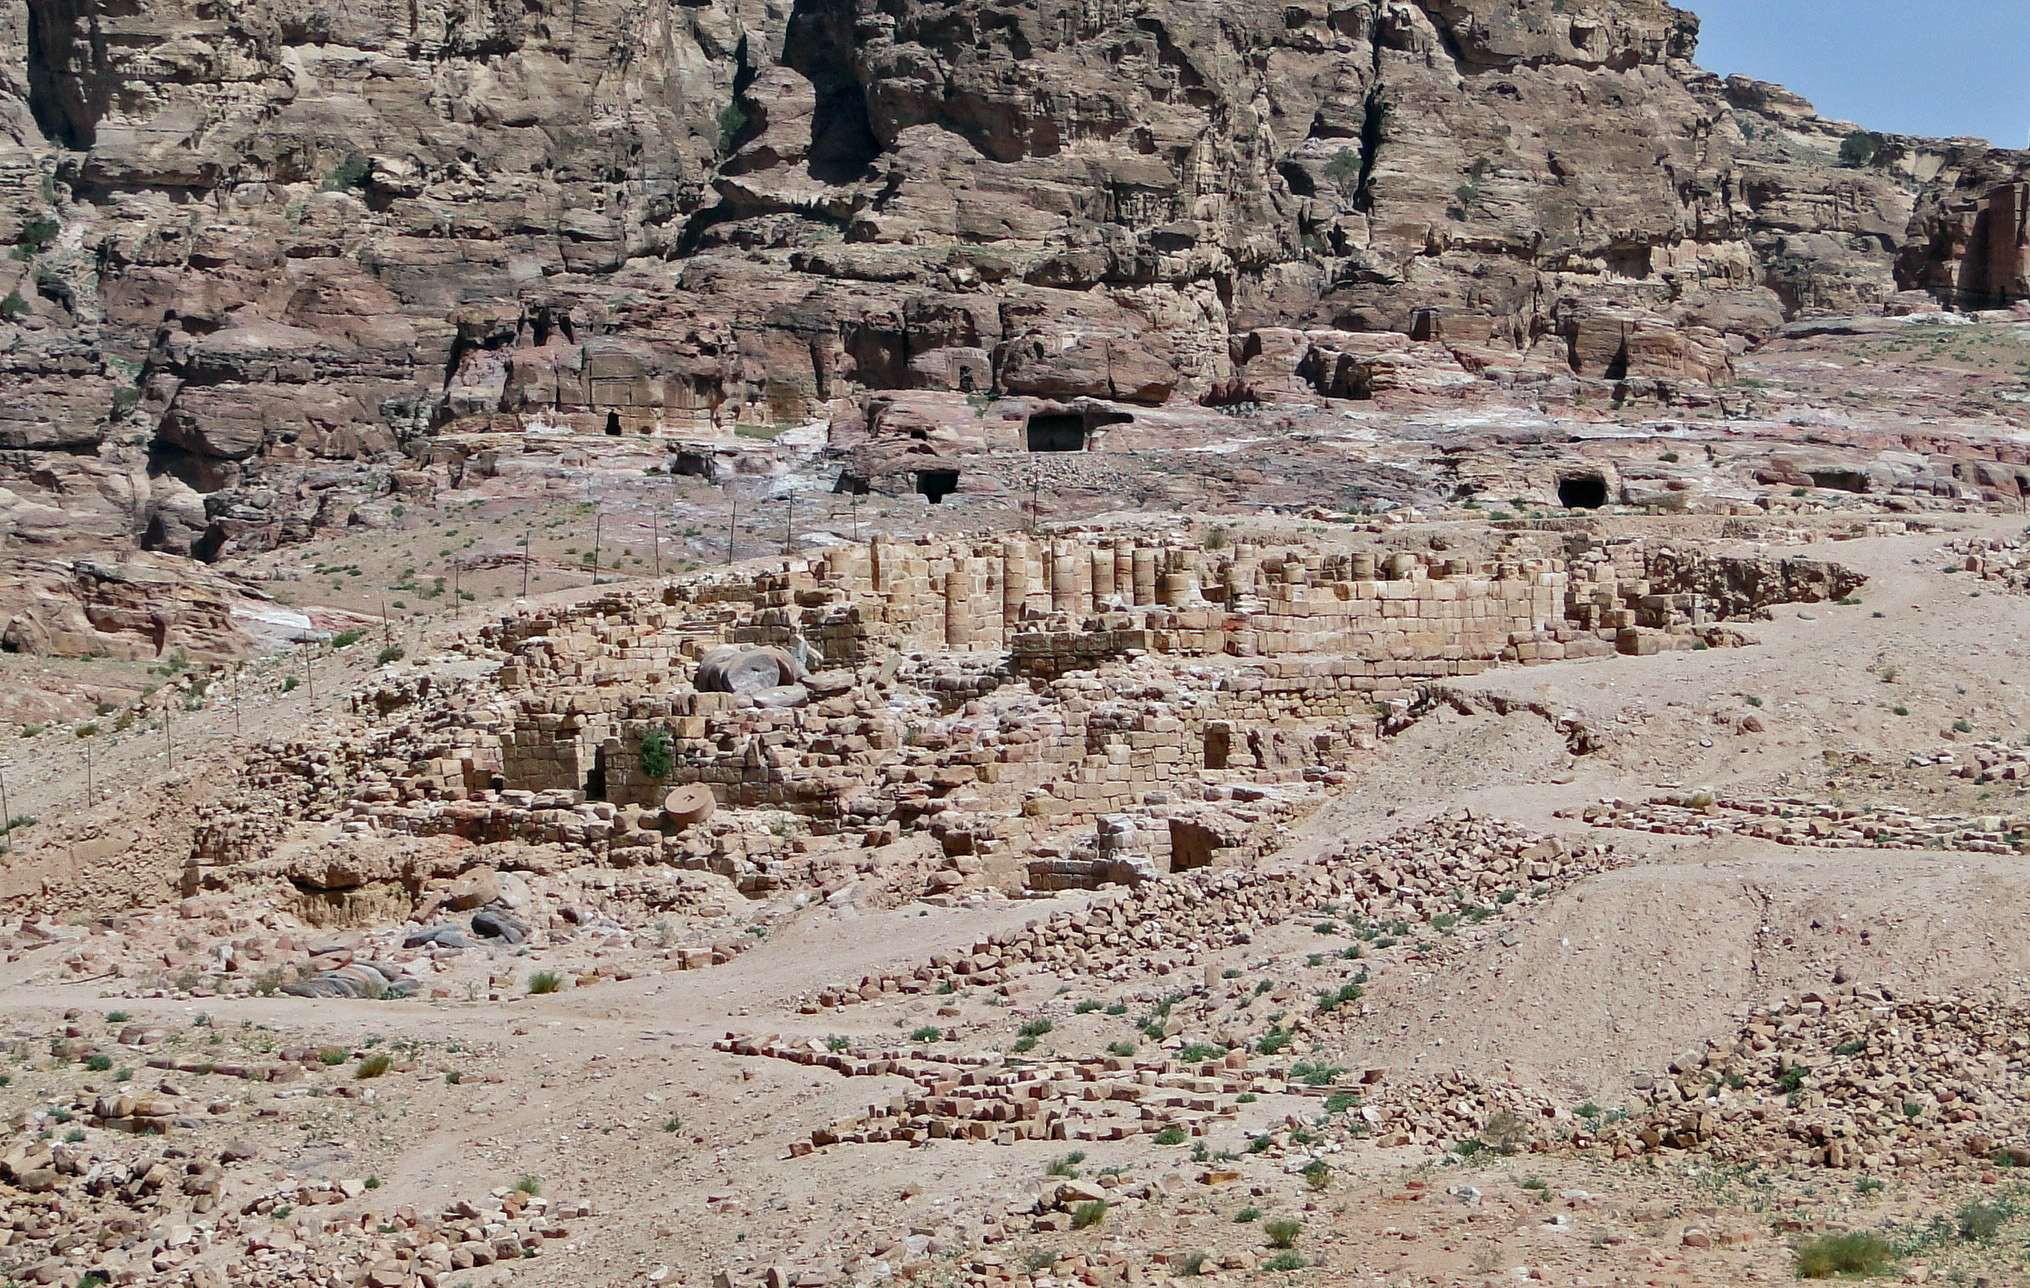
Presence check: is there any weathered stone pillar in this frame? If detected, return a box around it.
[1132,547,1158,606]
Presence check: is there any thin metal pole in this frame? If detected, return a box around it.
[727,488,738,565]
[1,767,11,841]
[522,528,531,598]
[591,511,602,586]
[783,496,795,556]
[164,702,173,770]
[303,641,315,703]
[234,667,241,737]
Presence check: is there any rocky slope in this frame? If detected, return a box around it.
[0,0,2026,624]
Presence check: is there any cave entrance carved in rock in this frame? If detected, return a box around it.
[1559,475,1609,509]
[916,470,959,504]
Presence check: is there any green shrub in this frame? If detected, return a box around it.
[355,1053,392,1079]
[318,1047,348,1066]
[1074,999,1102,1014]
[0,289,27,320]
[663,1115,683,1133]
[1774,1065,1809,1094]
[14,215,58,257]
[1070,1200,1107,1230]
[85,1054,112,1072]
[1322,147,1360,194]
[514,1175,542,1195]
[637,727,674,780]
[1958,1200,2006,1241]
[528,971,563,995]
[1261,1252,1306,1272]
[1263,1218,1302,1249]
[1044,1152,1086,1177]
[1152,1126,1186,1145]
[1106,1040,1136,1057]
[375,645,404,666]
[1234,1206,1260,1223]
[717,101,749,153]
[1291,1060,1344,1086]
[1838,131,1879,168]
[329,628,366,649]
[1301,1159,1331,1191]
[1009,1035,1038,1054]
[823,1034,849,1051]
[1176,1250,1210,1276]
[1794,1231,1894,1278]
[1018,1018,1054,1038]
[908,1025,943,1043]
[320,154,370,191]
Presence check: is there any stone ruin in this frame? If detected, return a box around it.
[156,527,1866,922]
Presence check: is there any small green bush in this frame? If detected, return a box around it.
[105,1011,130,1023]
[637,727,674,780]
[1073,999,1102,1014]
[0,289,27,320]
[1301,1159,1331,1191]
[318,1047,347,1066]
[1957,1200,2006,1241]
[375,645,404,666]
[1261,1252,1306,1272]
[14,215,58,256]
[330,628,366,649]
[1044,1152,1085,1178]
[1838,131,1879,168]
[85,1053,113,1071]
[909,1025,943,1043]
[528,971,563,995]
[1263,1218,1302,1249]
[1070,1200,1107,1230]
[1018,1018,1054,1038]
[355,1053,392,1079]
[514,1175,542,1195]
[320,154,370,191]
[1233,1206,1260,1223]
[1794,1231,1894,1278]
[1152,1126,1186,1145]
[663,1115,683,1133]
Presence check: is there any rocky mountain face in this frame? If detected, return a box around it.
[0,0,2025,571]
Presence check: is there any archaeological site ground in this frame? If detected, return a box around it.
[3,0,2030,1284]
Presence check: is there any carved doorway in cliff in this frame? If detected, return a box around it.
[1025,413,1087,452]
[585,746,609,802]
[605,412,623,436]
[915,470,959,504]
[1558,475,1609,509]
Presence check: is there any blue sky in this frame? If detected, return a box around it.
[1689,0,2030,146]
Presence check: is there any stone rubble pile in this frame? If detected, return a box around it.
[802,815,1619,1010]
[1571,792,2030,854]
[1944,531,2030,593]
[1601,989,2030,1172]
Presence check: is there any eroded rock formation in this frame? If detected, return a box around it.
[0,0,2024,584]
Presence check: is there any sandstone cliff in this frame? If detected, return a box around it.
[0,0,2024,575]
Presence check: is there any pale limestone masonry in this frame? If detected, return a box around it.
[184,532,1858,906]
